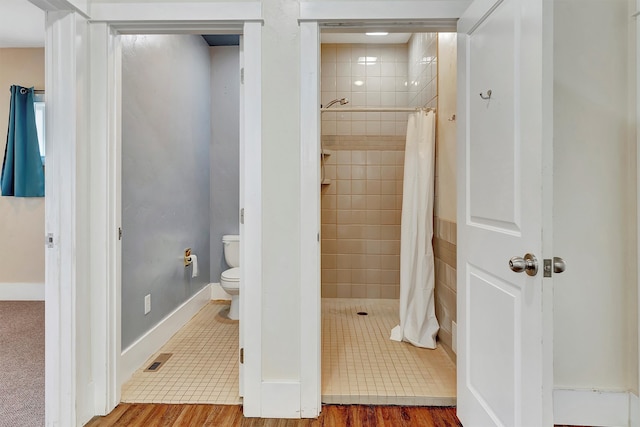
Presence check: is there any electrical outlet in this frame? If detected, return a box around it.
[452,321,457,354]
[144,294,151,315]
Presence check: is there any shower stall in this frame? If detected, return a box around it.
[318,33,458,404]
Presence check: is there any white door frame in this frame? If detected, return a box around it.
[43,7,91,426]
[94,19,263,416]
[45,3,264,424]
[298,1,470,416]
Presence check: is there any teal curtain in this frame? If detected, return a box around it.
[1,86,44,197]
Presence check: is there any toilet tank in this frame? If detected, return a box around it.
[222,235,240,267]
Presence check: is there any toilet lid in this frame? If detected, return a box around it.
[221,267,240,282]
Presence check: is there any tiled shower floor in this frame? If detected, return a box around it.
[322,298,456,405]
[121,298,456,406]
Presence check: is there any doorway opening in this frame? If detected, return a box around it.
[115,33,244,405]
[318,29,458,405]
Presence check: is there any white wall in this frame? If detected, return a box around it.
[0,48,45,295]
[553,0,638,393]
[120,34,212,349]
[210,46,240,283]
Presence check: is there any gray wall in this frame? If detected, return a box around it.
[210,46,240,281]
[121,34,212,349]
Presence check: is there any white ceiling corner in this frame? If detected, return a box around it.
[0,0,45,48]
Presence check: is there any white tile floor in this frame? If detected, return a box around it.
[121,298,456,406]
[121,301,241,404]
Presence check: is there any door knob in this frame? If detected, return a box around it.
[509,253,538,276]
[553,257,566,273]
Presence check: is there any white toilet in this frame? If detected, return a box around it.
[220,234,240,320]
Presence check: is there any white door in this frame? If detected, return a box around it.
[457,0,553,426]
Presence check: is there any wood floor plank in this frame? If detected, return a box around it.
[84,403,465,427]
[429,407,461,427]
[109,403,157,426]
[202,404,243,426]
[172,404,204,426]
[148,405,182,427]
[86,403,132,427]
[85,403,594,427]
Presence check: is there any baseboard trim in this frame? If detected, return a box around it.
[0,282,45,300]
[210,282,231,301]
[631,393,639,427]
[554,388,630,427]
[119,284,212,385]
[261,381,301,418]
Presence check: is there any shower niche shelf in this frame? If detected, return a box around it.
[321,178,331,185]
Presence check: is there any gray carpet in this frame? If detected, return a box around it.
[0,301,45,427]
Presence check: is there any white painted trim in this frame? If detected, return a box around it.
[457,0,503,34]
[299,0,470,21]
[299,21,321,419]
[44,10,88,427]
[238,34,246,399]
[631,392,639,427]
[119,284,211,385]
[553,389,631,427]
[260,381,302,419]
[87,18,263,420]
[241,20,262,418]
[0,282,45,300]
[29,0,89,17]
[88,22,122,416]
[637,1,640,424]
[89,2,262,22]
[210,282,231,301]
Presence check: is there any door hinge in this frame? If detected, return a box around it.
[118,227,123,240]
[240,347,244,364]
[240,68,244,84]
[240,208,244,224]
[45,233,54,248]
[317,232,320,242]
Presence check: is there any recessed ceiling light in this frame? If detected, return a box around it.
[366,32,389,36]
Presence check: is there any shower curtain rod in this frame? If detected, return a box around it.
[320,106,435,113]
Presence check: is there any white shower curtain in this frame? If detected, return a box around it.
[390,110,439,349]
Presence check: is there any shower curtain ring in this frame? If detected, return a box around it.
[479,89,492,100]
[19,88,28,95]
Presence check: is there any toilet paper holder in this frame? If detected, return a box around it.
[184,248,192,266]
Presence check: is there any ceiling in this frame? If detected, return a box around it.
[0,1,413,49]
[0,0,45,48]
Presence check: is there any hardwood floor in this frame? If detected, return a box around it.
[84,404,462,426]
[85,403,589,427]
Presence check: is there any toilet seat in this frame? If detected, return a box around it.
[221,267,240,285]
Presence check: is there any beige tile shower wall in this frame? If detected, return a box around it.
[434,217,456,355]
[321,137,405,299]
[433,33,458,355]
[321,43,409,136]
[435,33,457,223]
[408,33,438,109]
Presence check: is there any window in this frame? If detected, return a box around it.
[33,94,45,162]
